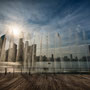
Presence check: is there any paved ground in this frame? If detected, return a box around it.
[0,74,90,90]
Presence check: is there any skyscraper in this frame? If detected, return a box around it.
[16,38,24,63]
[24,41,29,69]
[32,44,37,69]
[28,46,33,68]
[0,35,6,62]
[0,35,6,57]
[12,43,17,62]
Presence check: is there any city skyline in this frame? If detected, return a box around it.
[0,0,90,72]
[0,34,90,74]
[0,1,90,90]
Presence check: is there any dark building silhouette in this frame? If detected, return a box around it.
[82,56,87,61]
[74,56,78,61]
[0,35,6,55]
[70,54,73,60]
[32,44,37,68]
[17,38,24,63]
[12,43,17,62]
[56,57,61,61]
[5,49,9,62]
[0,35,6,61]
[8,43,17,62]
[42,55,47,61]
[50,54,54,61]
[63,56,70,61]
[24,41,29,69]
[36,56,40,62]
[28,46,33,68]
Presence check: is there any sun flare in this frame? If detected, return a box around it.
[12,26,20,36]
[8,24,22,38]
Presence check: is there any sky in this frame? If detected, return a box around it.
[0,0,90,51]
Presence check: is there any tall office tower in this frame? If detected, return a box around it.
[32,44,37,69]
[16,38,24,64]
[28,46,32,68]
[24,41,29,69]
[12,43,17,62]
[51,54,54,61]
[0,35,6,57]
[70,54,73,60]
[0,35,6,62]
[5,49,9,62]
[8,43,17,62]
[8,48,13,62]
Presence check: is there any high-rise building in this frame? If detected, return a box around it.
[51,54,54,61]
[24,41,29,69]
[0,35,6,62]
[8,48,12,62]
[70,54,73,60]
[28,46,33,68]
[0,35,6,57]
[16,38,24,63]
[8,43,17,62]
[32,44,37,68]
[5,49,9,62]
[12,43,17,62]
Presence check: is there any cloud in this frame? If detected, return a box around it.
[0,0,90,48]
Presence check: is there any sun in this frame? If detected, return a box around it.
[12,26,20,36]
[7,24,22,38]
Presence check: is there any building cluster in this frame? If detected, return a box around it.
[0,35,37,69]
[36,54,90,62]
[0,34,90,72]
